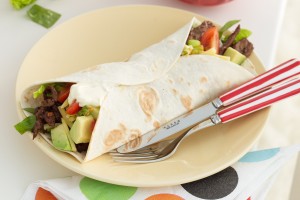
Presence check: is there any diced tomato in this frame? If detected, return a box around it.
[66,101,81,115]
[90,119,96,132]
[200,26,220,53]
[57,84,71,103]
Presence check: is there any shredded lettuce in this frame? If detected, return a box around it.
[181,45,193,56]
[78,106,100,119]
[33,84,45,99]
[77,106,90,116]
[10,0,36,10]
[27,4,61,28]
[187,39,201,47]
[14,115,36,134]
[187,40,204,54]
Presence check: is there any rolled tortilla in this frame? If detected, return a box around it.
[21,17,196,108]
[20,18,255,162]
[86,55,254,161]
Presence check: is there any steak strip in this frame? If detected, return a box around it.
[188,21,215,41]
[232,38,254,57]
[219,25,240,55]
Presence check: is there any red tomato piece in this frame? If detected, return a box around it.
[57,84,72,103]
[66,101,81,115]
[200,26,220,53]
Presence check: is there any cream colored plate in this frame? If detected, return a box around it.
[15,5,269,187]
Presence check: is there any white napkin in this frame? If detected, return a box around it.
[22,144,300,200]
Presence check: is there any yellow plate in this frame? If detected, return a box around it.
[15,5,269,187]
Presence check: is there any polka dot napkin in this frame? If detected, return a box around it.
[22,144,300,200]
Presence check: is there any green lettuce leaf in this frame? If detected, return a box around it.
[10,0,36,10]
[234,29,252,43]
[23,107,35,114]
[27,4,61,28]
[219,20,240,38]
[14,115,36,134]
[33,84,45,99]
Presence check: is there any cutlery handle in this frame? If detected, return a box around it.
[217,77,300,123]
[219,58,300,107]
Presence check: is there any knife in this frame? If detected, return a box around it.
[116,58,300,153]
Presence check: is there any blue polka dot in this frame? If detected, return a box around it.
[239,148,280,162]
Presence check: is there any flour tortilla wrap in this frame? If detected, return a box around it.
[20,18,255,162]
[87,55,254,161]
[21,17,196,108]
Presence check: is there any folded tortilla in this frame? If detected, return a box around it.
[20,18,255,162]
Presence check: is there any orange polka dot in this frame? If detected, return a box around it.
[35,187,57,200]
[145,193,184,200]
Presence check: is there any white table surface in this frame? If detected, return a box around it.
[0,0,287,199]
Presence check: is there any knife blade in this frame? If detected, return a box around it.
[116,98,222,153]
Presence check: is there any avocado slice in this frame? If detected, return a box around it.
[61,118,77,152]
[51,124,72,151]
[58,106,74,128]
[223,47,246,65]
[70,115,94,144]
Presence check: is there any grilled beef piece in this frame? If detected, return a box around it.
[219,25,240,55]
[32,120,44,139]
[51,105,62,122]
[188,21,215,41]
[43,85,58,101]
[32,85,62,139]
[76,143,89,153]
[41,98,56,107]
[44,111,56,127]
[34,106,46,120]
[232,38,254,57]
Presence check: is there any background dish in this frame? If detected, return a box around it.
[15,5,269,187]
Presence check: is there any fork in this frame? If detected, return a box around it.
[110,76,300,163]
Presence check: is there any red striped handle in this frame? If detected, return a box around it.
[218,77,300,123]
[219,58,300,106]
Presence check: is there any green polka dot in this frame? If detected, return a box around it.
[79,177,137,200]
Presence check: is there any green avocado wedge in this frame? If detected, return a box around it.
[70,116,94,144]
[51,124,72,151]
[51,118,77,152]
[224,47,246,65]
[62,118,77,152]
